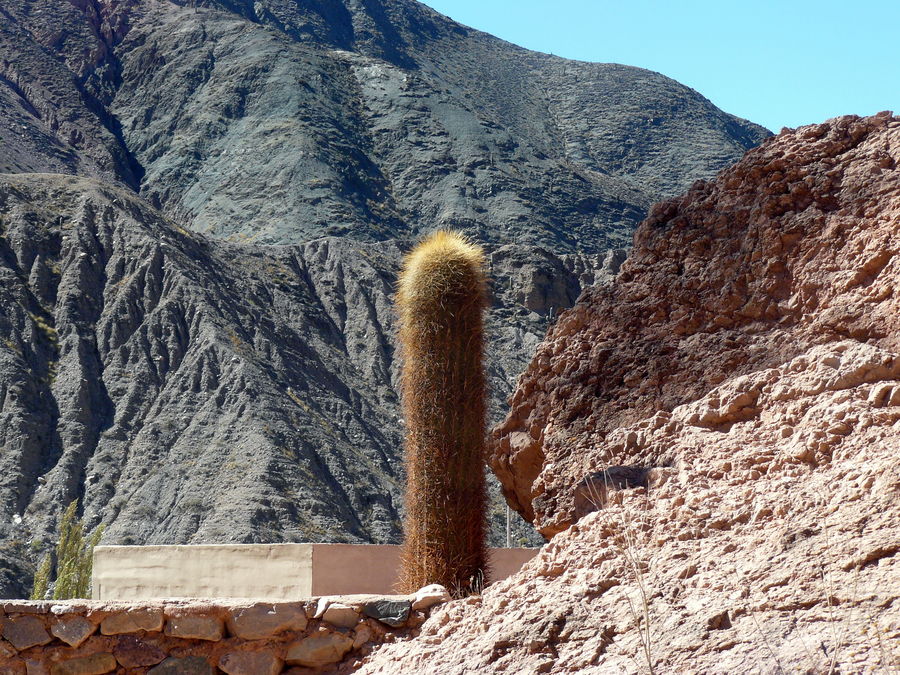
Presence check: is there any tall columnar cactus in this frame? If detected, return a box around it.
[396,230,489,595]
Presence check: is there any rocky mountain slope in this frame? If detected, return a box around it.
[358,113,900,672]
[1,0,767,251]
[0,172,624,597]
[492,111,899,537]
[0,0,769,597]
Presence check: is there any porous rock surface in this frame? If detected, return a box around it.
[494,111,899,534]
[357,114,900,672]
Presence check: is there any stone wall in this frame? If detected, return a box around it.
[0,588,449,674]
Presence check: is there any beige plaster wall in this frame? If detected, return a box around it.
[310,544,401,596]
[93,544,314,601]
[93,544,538,601]
[489,547,539,582]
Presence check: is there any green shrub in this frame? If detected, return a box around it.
[29,554,51,601]
[30,500,104,600]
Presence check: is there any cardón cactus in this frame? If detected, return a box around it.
[395,230,489,595]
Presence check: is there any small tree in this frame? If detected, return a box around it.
[30,500,104,600]
[30,553,52,601]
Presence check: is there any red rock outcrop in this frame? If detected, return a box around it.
[492,111,899,536]
[356,113,900,673]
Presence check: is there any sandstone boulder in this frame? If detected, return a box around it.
[49,653,116,675]
[411,584,451,611]
[286,631,355,668]
[227,603,307,639]
[50,617,95,648]
[164,615,224,641]
[99,608,163,635]
[218,651,283,675]
[146,656,214,675]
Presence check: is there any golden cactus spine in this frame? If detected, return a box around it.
[395,230,489,595]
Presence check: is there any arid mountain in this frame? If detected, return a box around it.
[1,0,766,250]
[0,0,769,597]
[0,172,623,597]
[358,113,900,672]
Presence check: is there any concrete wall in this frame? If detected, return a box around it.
[488,547,538,583]
[93,544,538,601]
[310,545,400,597]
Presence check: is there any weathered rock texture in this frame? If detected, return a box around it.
[493,111,899,535]
[0,591,444,673]
[357,114,900,672]
[0,0,767,250]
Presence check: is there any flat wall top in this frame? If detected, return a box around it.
[95,543,317,553]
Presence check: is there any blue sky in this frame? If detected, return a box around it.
[421,0,899,132]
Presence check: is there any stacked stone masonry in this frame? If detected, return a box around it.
[0,589,450,674]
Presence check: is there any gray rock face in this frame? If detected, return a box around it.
[362,599,411,627]
[0,175,402,546]
[0,174,601,593]
[0,0,767,252]
[0,0,770,596]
